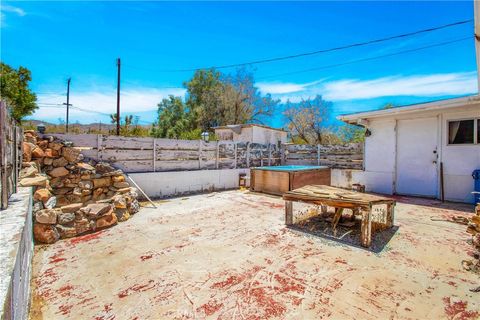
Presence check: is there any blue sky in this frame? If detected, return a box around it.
[1,1,477,128]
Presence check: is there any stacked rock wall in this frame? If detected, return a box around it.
[19,131,139,244]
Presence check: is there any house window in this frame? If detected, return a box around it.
[448,119,478,145]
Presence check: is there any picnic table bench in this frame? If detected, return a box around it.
[283,185,396,247]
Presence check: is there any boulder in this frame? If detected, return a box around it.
[62,147,81,163]
[113,181,130,189]
[44,196,57,209]
[34,188,52,203]
[57,212,75,225]
[52,157,68,167]
[76,162,95,171]
[24,133,37,144]
[55,196,70,207]
[31,147,45,159]
[33,201,44,212]
[65,194,82,204]
[48,141,63,151]
[48,167,69,178]
[56,225,77,239]
[93,177,111,188]
[112,195,127,209]
[35,208,60,224]
[81,203,112,219]
[78,180,93,189]
[128,200,140,214]
[112,175,125,183]
[52,188,71,195]
[19,175,47,187]
[96,210,117,229]
[60,203,83,213]
[19,165,38,179]
[50,177,64,188]
[43,157,53,166]
[34,224,59,244]
[95,162,115,174]
[74,218,91,235]
[22,142,32,162]
[114,208,130,222]
[37,140,48,149]
[43,148,55,158]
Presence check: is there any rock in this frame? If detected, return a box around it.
[43,157,53,166]
[128,199,140,214]
[20,165,38,179]
[22,142,32,162]
[78,180,93,189]
[34,224,59,244]
[44,196,57,209]
[50,177,64,188]
[61,203,84,213]
[92,188,103,199]
[76,162,95,171]
[52,187,71,195]
[37,140,48,149]
[74,218,91,235]
[62,147,81,163]
[65,194,82,204]
[93,177,111,188]
[81,189,91,196]
[24,133,37,144]
[56,225,77,239]
[112,195,127,209]
[35,208,60,224]
[52,157,68,167]
[48,167,69,178]
[113,181,130,189]
[57,212,75,225]
[96,210,117,229]
[34,188,52,203]
[95,162,115,174]
[56,196,70,207]
[116,187,132,194]
[112,175,125,183]
[33,201,44,212]
[114,208,130,222]
[48,141,63,151]
[31,147,45,158]
[43,148,55,158]
[72,187,83,196]
[19,175,47,187]
[81,203,112,219]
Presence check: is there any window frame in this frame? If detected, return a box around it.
[446,117,479,146]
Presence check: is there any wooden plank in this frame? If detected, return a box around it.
[103,135,154,150]
[46,133,98,147]
[291,168,331,190]
[285,201,293,225]
[251,169,290,195]
[111,159,154,173]
[100,149,154,161]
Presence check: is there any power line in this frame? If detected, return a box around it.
[123,19,472,72]
[257,36,473,80]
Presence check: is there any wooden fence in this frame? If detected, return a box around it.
[284,143,363,169]
[45,134,282,173]
[0,101,23,209]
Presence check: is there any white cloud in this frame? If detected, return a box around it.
[257,72,477,102]
[1,4,26,16]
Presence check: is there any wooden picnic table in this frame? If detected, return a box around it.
[283,185,396,247]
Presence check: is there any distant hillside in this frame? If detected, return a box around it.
[22,119,153,135]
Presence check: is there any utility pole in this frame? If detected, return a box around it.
[116,58,121,136]
[474,1,480,92]
[63,78,72,133]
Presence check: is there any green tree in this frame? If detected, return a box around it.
[0,62,37,122]
[337,124,366,143]
[151,95,191,138]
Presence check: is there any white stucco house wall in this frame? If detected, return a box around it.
[213,124,287,145]
[338,95,480,203]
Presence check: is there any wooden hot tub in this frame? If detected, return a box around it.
[250,165,331,196]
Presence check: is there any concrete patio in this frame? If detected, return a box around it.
[29,190,479,319]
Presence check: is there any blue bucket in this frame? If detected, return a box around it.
[473,169,480,204]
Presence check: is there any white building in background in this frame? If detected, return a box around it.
[338,95,480,204]
[213,124,287,145]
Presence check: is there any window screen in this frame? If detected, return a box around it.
[448,120,474,144]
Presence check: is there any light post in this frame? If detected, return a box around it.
[37,123,46,134]
[201,131,209,142]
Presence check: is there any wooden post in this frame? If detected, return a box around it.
[97,134,102,161]
[234,142,237,169]
[268,144,272,166]
[215,141,219,169]
[280,144,285,165]
[0,102,8,209]
[198,140,202,169]
[246,142,250,168]
[361,206,372,248]
[317,144,321,166]
[153,138,157,172]
[386,203,395,228]
[285,201,293,225]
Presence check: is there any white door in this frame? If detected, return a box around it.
[396,117,438,197]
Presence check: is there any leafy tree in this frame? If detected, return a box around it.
[151,95,191,138]
[284,95,333,144]
[337,124,366,143]
[0,62,37,122]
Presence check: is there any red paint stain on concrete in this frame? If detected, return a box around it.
[118,280,156,298]
[57,304,73,315]
[69,230,106,246]
[140,253,153,261]
[443,297,479,320]
[197,300,224,316]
